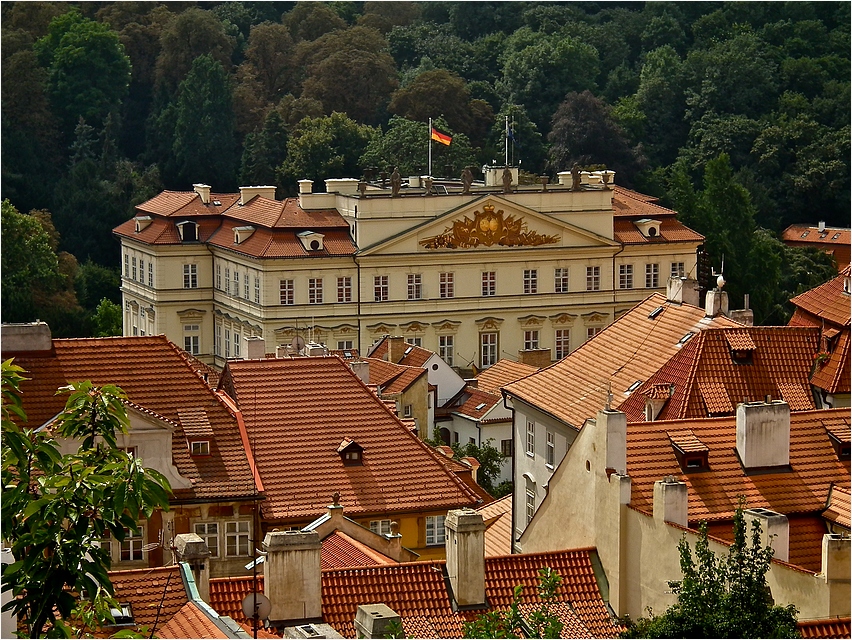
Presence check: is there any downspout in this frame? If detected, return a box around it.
[354,203,362,355]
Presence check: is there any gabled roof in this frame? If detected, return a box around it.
[109,566,190,636]
[503,294,741,429]
[798,617,852,639]
[782,224,851,248]
[321,531,398,569]
[207,221,356,259]
[217,356,480,522]
[613,217,704,245]
[452,386,502,421]
[625,408,850,528]
[618,326,820,421]
[136,191,240,217]
[4,336,259,502]
[476,494,513,557]
[156,601,230,639]
[475,359,539,395]
[368,337,434,367]
[790,266,851,328]
[208,548,622,638]
[363,357,427,394]
[611,186,675,217]
[823,484,850,529]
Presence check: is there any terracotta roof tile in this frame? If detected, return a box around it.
[177,408,215,438]
[453,387,502,420]
[812,330,851,394]
[823,485,850,529]
[321,531,397,569]
[798,617,852,639]
[364,358,426,394]
[612,186,675,217]
[4,336,259,502]
[218,357,480,522]
[783,225,852,246]
[626,409,851,531]
[724,329,757,350]
[368,338,433,367]
[207,225,356,259]
[778,381,816,411]
[667,430,708,454]
[503,295,741,429]
[475,359,540,394]
[155,601,229,639]
[109,566,189,635]
[614,217,704,244]
[790,267,851,328]
[698,381,734,415]
[476,495,513,557]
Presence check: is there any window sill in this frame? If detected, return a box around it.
[525,451,535,458]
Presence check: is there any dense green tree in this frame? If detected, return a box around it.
[620,507,799,638]
[389,69,476,137]
[241,22,297,104]
[90,298,123,337]
[283,2,347,43]
[75,261,121,310]
[1,365,171,638]
[487,104,546,174]
[634,45,688,166]
[240,109,290,190]
[447,439,507,497]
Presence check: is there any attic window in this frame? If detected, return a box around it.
[824,422,851,461]
[648,306,664,319]
[212,200,222,206]
[475,402,487,410]
[233,225,255,244]
[190,440,210,456]
[730,349,753,365]
[634,218,661,238]
[626,380,643,394]
[106,603,134,627]
[176,221,198,242]
[832,232,841,240]
[800,231,809,238]
[297,230,324,252]
[134,216,153,233]
[677,331,694,347]
[668,430,709,472]
[337,438,364,466]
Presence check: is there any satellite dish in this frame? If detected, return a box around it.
[242,592,271,621]
[291,335,306,351]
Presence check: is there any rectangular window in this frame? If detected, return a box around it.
[587,326,601,341]
[183,264,198,289]
[194,523,219,557]
[244,273,250,299]
[374,275,388,302]
[555,329,570,360]
[525,479,535,525]
[523,269,538,294]
[132,257,137,281]
[585,266,600,291]
[439,272,454,298]
[279,279,294,305]
[183,324,200,355]
[225,521,250,557]
[546,431,555,467]
[216,264,222,290]
[337,276,352,303]
[526,421,535,456]
[337,340,354,350]
[480,332,498,368]
[225,329,231,358]
[369,520,392,535]
[403,404,412,418]
[233,331,241,358]
[148,262,153,287]
[671,262,685,278]
[410,337,422,347]
[139,259,144,282]
[645,263,660,288]
[120,527,144,562]
[501,439,513,458]
[439,335,454,366]
[215,324,222,356]
[225,268,230,294]
[554,268,569,293]
[254,276,260,303]
[523,330,539,351]
[407,273,422,300]
[482,271,496,297]
[425,515,446,546]
[618,264,633,289]
[190,440,210,456]
[234,270,240,296]
[308,278,322,304]
[124,254,129,277]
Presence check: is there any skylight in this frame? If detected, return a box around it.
[677,331,695,347]
[475,402,487,410]
[648,306,664,319]
[626,380,643,393]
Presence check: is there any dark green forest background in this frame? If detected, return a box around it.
[2,1,847,336]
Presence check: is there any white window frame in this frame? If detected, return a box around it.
[233,270,240,296]
[244,273,250,299]
[254,276,260,303]
[194,522,219,557]
[546,431,555,467]
[139,259,144,282]
[225,521,251,557]
[337,340,354,350]
[215,324,222,356]
[585,266,600,291]
[308,278,323,304]
[369,520,392,535]
[184,264,198,289]
[148,261,153,287]
[646,263,660,288]
[132,257,137,281]
[407,273,422,300]
[523,269,537,294]
[233,331,241,357]
[225,329,231,358]
[482,271,496,297]
[554,268,569,293]
[587,326,601,341]
[555,329,570,360]
[619,264,633,289]
[425,515,445,546]
[439,272,454,298]
[523,330,539,351]
[526,421,535,456]
[120,526,145,562]
[480,332,498,368]
[671,262,685,278]
[280,279,294,305]
[439,335,454,366]
[338,276,352,303]
[225,267,231,294]
[216,264,222,290]
[374,275,388,302]
[525,479,535,525]
[124,254,130,277]
[183,324,200,355]
[190,440,210,456]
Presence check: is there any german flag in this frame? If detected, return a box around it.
[431,127,452,146]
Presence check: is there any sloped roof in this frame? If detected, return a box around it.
[155,601,230,639]
[207,222,356,259]
[618,327,820,422]
[364,357,427,394]
[4,336,259,502]
[790,266,851,328]
[611,186,675,217]
[453,386,502,421]
[613,217,704,245]
[625,409,850,529]
[475,359,539,394]
[217,356,480,522]
[208,548,621,638]
[136,191,240,217]
[368,337,433,367]
[109,566,189,636]
[476,494,513,557]
[823,484,850,529]
[798,617,852,639]
[783,224,851,247]
[503,294,741,429]
[321,531,397,569]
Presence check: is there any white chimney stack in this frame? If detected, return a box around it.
[239,185,276,205]
[244,336,266,360]
[744,508,789,563]
[736,400,790,469]
[653,477,688,527]
[264,531,322,624]
[598,409,627,475]
[193,183,211,204]
[173,533,212,602]
[667,276,700,307]
[445,509,486,607]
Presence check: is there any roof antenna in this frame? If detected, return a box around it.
[711,254,726,291]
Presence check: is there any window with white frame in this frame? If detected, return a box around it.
[225,521,250,556]
[525,479,535,525]
[425,515,445,546]
[225,268,230,294]
[308,278,322,304]
[190,440,210,456]
[280,279,294,305]
[439,335,454,366]
[244,273,250,299]
[554,267,569,293]
[480,332,498,368]
[225,329,231,358]
[148,262,153,287]
[233,331,241,357]
[183,324,200,355]
[439,272,454,298]
[526,421,535,456]
[409,336,422,347]
[407,273,422,300]
[586,266,600,291]
[524,330,539,350]
[254,276,260,303]
[233,270,240,296]
[523,269,538,294]
[338,276,352,303]
[374,275,388,302]
[216,264,222,290]
[546,431,555,467]
[337,340,354,350]
[645,263,659,288]
[139,259,144,282]
[132,257,137,281]
[618,264,633,289]
[124,254,129,277]
[215,324,222,356]
[183,264,198,289]
[120,527,144,562]
[671,262,685,278]
[482,271,496,296]
[586,326,601,341]
[369,520,392,535]
[194,522,219,557]
[555,329,570,359]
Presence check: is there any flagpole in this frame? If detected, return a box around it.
[505,115,509,167]
[428,117,432,177]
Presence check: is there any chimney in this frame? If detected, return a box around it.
[444,509,486,607]
[387,336,407,363]
[245,336,266,360]
[173,533,212,603]
[517,348,551,369]
[653,477,688,527]
[818,221,826,233]
[704,289,729,317]
[666,276,700,307]
[354,604,402,638]
[0,321,52,352]
[239,185,276,205]
[298,180,314,209]
[598,409,627,476]
[821,534,851,582]
[264,530,322,625]
[349,360,370,384]
[193,183,211,204]
[736,400,790,469]
[744,508,789,563]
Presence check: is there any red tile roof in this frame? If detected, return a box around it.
[208,548,621,638]
[626,409,850,533]
[155,601,229,639]
[363,357,427,394]
[618,327,820,422]
[611,186,676,217]
[453,386,502,420]
[782,225,851,269]
[321,531,397,569]
[207,223,356,259]
[790,267,851,328]
[217,356,480,522]
[109,566,189,636]
[476,494,513,557]
[368,337,433,367]
[503,295,741,429]
[4,336,260,502]
[475,359,540,394]
[613,217,704,244]
[823,484,850,529]
[798,617,852,639]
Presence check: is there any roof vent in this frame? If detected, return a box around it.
[233,225,255,244]
[295,624,325,639]
[297,230,324,252]
[475,402,487,411]
[134,216,153,233]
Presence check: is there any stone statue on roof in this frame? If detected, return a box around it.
[571,163,581,191]
[390,167,401,197]
[502,167,513,193]
[461,167,473,194]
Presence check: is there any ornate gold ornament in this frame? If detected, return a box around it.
[420,204,560,249]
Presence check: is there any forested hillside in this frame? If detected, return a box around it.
[2,1,846,334]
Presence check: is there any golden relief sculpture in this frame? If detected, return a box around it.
[419,204,560,249]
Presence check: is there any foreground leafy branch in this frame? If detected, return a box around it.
[1,360,171,638]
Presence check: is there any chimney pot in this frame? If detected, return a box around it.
[653,478,688,527]
[193,183,211,204]
[264,531,322,625]
[736,400,790,469]
[445,509,486,607]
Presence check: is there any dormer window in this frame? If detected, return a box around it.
[298,231,325,251]
[234,225,255,244]
[190,440,210,456]
[134,216,153,233]
[176,220,198,242]
[337,438,364,466]
[634,218,661,238]
[824,422,850,461]
[668,430,709,472]
[725,330,756,365]
[106,603,135,627]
